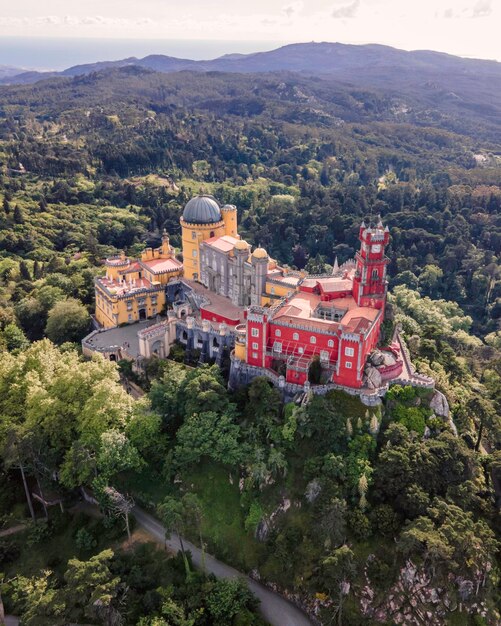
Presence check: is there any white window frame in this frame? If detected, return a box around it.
[328,339,334,348]
[345,361,352,369]
[345,347,355,357]
[275,329,281,337]
[251,328,259,337]
[293,332,299,340]
[310,336,316,344]
[252,352,258,359]
[273,341,283,353]
[252,342,259,350]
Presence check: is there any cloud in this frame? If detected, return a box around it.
[0,14,154,28]
[471,0,492,18]
[282,2,304,19]
[443,8,455,18]
[332,0,360,19]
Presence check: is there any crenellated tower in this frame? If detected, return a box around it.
[352,217,390,308]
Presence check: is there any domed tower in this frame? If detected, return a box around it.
[221,204,238,237]
[250,247,269,306]
[180,195,225,280]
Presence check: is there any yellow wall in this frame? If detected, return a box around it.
[95,284,167,329]
[264,281,293,297]
[222,207,238,237]
[234,340,246,360]
[181,218,225,280]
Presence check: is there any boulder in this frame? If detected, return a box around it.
[369,350,385,366]
[255,518,270,542]
[365,365,382,389]
[430,390,450,418]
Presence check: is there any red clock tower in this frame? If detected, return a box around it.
[352,217,390,308]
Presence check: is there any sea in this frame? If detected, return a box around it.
[0,37,286,71]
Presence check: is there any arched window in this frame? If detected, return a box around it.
[372,269,379,281]
[275,329,281,337]
[310,336,316,344]
[328,339,334,348]
[193,249,198,257]
[293,332,299,341]
[210,231,215,238]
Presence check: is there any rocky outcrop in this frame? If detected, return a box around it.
[429,390,450,418]
[365,365,382,389]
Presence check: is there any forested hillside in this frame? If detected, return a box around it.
[0,65,499,625]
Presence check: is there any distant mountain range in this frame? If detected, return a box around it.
[3,42,501,86]
[2,42,500,142]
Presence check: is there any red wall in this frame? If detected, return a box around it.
[201,307,240,326]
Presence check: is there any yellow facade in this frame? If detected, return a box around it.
[95,232,182,328]
[221,205,238,237]
[181,219,226,280]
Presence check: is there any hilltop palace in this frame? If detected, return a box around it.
[83,195,433,402]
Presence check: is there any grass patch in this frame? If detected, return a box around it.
[181,461,265,571]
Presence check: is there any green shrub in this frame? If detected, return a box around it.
[75,526,97,551]
[370,504,401,538]
[347,509,372,541]
[244,501,264,534]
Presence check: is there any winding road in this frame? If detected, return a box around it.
[133,507,313,626]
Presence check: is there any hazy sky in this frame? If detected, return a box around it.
[1,0,500,61]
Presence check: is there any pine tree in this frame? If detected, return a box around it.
[33,260,41,280]
[2,198,10,214]
[369,414,380,436]
[358,474,369,510]
[346,418,353,437]
[13,205,24,224]
[19,260,31,281]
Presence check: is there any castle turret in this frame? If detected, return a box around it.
[221,204,238,237]
[250,247,269,306]
[180,195,225,281]
[352,219,390,307]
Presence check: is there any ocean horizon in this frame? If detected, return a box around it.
[0,36,287,71]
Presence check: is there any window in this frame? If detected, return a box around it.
[345,347,354,357]
[252,352,258,359]
[275,329,281,337]
[320,350,329,362]
[345,361,352,369]
[293,332,299,341]
[270,287,275,295]
[273,341,282,353]
[128,314,133,322]
[251,328,259,337]
[192,231,197,239]
[372,269,379,280]
[328,339,334,348]
[252,342,259,350]
[193,250,198,257]
[310,336,316,344]
[298,347,304,354]
[193,272,198,280]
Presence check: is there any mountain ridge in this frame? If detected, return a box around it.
[3,41,501,86]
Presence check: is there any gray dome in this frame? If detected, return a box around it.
[182,195,222,224]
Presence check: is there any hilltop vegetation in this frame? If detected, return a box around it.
[0,62,499,624]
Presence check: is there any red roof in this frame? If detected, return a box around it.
[141,257,182,274]
[203,235,241,253]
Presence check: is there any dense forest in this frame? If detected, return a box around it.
[0,66,499,625]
